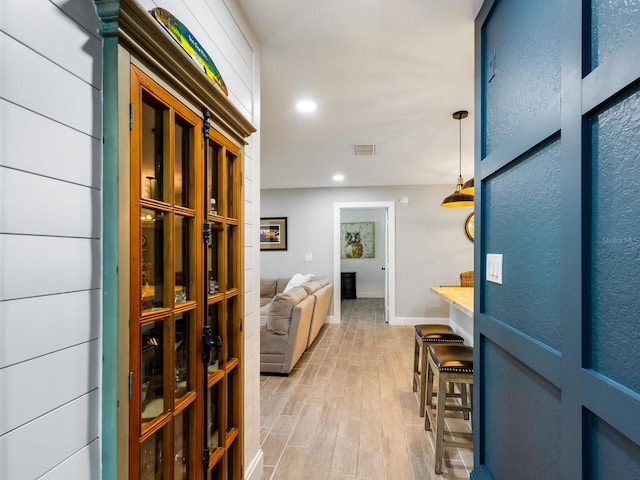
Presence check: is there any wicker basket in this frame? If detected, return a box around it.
[459,270,474,287]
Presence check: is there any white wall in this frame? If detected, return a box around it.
[340,208,386,298]
[1,1,263,479]
[261,185,474,320]
[0,0,103,478]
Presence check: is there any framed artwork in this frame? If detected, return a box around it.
[260,217,288,251]
[341,222,375,258]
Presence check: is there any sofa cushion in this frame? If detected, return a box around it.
[266,286,308,335]
[284,273,314,293]
[260,316,288,354]
[260,278,277,298]
[301,276,330,295]
[260,297,272,308]
[275,277,290,294]
[259,302,271,315]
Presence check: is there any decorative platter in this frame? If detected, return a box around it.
[150,7,228,96]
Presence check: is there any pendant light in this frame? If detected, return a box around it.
[461,177,474,195]
[441,110,474,208]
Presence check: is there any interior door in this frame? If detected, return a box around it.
[384,208,390,323]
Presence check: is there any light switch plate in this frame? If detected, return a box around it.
[486,254,503,284]
[304,253,312,262]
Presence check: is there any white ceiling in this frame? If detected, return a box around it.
[238,0,481,190]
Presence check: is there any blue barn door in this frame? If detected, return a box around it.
[472,0,640,478]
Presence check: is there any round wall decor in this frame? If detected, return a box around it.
[465,212,475,242]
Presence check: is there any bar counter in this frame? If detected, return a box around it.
[431,286,474,346]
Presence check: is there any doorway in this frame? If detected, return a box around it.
[332,201,396,324]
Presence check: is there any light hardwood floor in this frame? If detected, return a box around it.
[260,298,473,480]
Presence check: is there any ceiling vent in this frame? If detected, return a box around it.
[353,144,376,156]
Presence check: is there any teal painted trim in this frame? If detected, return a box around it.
[100,32,120,480]
[94,4,121,478]
[470,465,493,479]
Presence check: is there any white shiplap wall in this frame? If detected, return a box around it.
[0,0,261,478]
[0,0,102,478]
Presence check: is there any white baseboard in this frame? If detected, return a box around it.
[327,315,448,326]
[391,316,449,326]
[355,292,384,298]
[245,449,263,480]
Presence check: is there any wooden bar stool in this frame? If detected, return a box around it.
[424,344,474,474]
[412,324,464,416]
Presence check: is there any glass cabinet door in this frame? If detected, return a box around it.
[130,65,243,479]
[131,66,201,479]
[204,128,243,478]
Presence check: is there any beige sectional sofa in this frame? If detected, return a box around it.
[260,276,333,374]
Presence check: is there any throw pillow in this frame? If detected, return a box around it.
[283,273,314,293]
[266,287,308,335]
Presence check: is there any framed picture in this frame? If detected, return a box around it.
[340,222,375,258]
[260,217,288,251]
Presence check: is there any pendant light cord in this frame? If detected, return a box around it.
[458,115,462,177]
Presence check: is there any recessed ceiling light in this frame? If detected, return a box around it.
[333,174,344,182]
[296,100,317,113]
